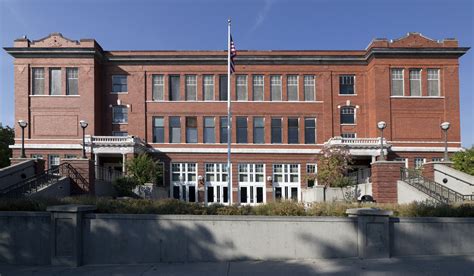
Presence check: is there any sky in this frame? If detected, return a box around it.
[0,0,473,146]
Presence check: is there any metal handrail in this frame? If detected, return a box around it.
[400,167,474,203]
[95,165,124,182]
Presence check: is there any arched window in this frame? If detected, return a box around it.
[340,106,355,124]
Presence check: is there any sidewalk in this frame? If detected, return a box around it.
[0,255,473,276]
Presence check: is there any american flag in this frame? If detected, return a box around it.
[230,35,237,74]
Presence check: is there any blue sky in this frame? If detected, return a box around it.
[1,0,473,146]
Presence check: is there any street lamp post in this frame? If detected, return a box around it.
[17,120,28,158]
[377,121,387,161]
[440,122,450,161]
[79,120,89,159]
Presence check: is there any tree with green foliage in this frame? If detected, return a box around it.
[317,145,353,188]
[126,153,163,185]
[0,125,14,168]
[451,147,474,176]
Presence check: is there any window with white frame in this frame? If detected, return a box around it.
[339,75,355,95]
[304,118,316,144]
[409,69,421,96]
[253,75,264,101]
[414,157,425,169]
[64,154,77,159]
[112,75,127,93]
[394,157,409,168]
[427,69,440,96]
[271,117,282,144]
[340,107,355,124]
[288,118,299,144]
[205,163,229,204]
[391,69,404,96]
[32,68,45,95]
[169,116,181,143]
[185,75,197,101]
[287,75,298,101]
[113,131,128,137]
[112,105,128,123]
[31,154,44,159]
[171,163,197,202]
[238,164,265,204]
[185,117,198,143]
[169,75,180,101]
[50,68,62,95]
[152,75,164,101]
[236,75,248,101]
[304,75,315,101]
[432,157,443,162]
[270,75,282,101]
[236,117,248,144]
[273,164,300,201]
[203,75,214,101]
[306,164,317,188]
[253,117,265,144]
[203,117,215,143]
[152,117,164,143]
[48,155,60,170]
[66,68,78,95]
[341,132,356,138]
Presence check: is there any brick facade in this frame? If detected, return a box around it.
[4,32,468,203]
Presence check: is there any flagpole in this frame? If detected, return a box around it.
[227,19,232,205]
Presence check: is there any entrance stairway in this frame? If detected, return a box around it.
[0,163,90,198]
[400,167,474,203]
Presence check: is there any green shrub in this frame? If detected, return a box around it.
[126,153,163,185]
[112,177,139,197]
[452,147,474,176]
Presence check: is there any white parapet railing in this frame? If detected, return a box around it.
[325,137,389,148]
[85,136,145,147]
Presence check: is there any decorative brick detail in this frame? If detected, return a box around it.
[371,161,405,203]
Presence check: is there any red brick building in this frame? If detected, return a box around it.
[4,32,468,204]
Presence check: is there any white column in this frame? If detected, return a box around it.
[122,154,127,173]
[94,153,99,178]
[371,155,376,163]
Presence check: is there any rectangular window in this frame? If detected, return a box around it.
[219,75,228,101]
[253,75,264,101]
[288,118,299,144]
[31,154,44,159]
[271,118,282,144]
[339,75,355,95]
[153,117,164,143]
[186,117,197,143]
[112,131,128,137]
[32,68,44,95]
[169,75,181,101]
[112,105,128,123]
[66,68,78,95]
[237,117,248,144]
[203,75,214,101]
[432,157,443,162]
[391,69,404,96]
[171,163,197,202]
[50,68,62,95]
[306,164,317,187]
[409,69,421,96]
[340,107,355,124]
[341,132,356,138]
[427,69,440,96]
[273,164,300,184]
[64,154,77,159]
[220,117,228,144]
[414,157,425,169]
[112,75,127,93]
[253,117,265,144]
[236,75,248,101]
[304,75,315,101]
[304,118,316,144]
[287,75,298,101]
[48,155,60,170]
[152,75,164,101]
[185,75,197,101]
[169,116,181,143]
[270,75,282,101]
[204,117,215,143]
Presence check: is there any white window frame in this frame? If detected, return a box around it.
[236,75,248,101]
[170,163,198,202]
[427,69,440,97]
[394,157,409,168]
[287,75,299,101]
[341,132,357,139]
[252,75,264,101]
[111,75,128,94]
[414,157,426,169]
[306,163,317,187]
[339,75,356,95]
[32,68,45,95]
[340,106,356,125]
[304,75,316,101]
[270,75,282,101]
[48,155,60,171]
[238,163,266,205]
[205,163,229,205]
[409,69,422,96]
[112,105,128,124]
[273,164,301,201]
[391,68,404,96]
[152,74,165,101]
[203,75,215,101]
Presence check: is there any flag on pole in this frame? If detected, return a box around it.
[230,35,237,74]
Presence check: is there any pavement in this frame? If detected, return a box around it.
[0,255,473,276]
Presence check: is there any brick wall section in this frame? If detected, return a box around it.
[62,158,95,195]
[371,161,405,203]
[421,161,453,181]
[10,158,45,174]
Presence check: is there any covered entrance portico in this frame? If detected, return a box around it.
[85,136,147,173]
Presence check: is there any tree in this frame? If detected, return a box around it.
[126,153,162,185]
[316,145,354,201]
[451,147,474,176]
[0,125,14,168]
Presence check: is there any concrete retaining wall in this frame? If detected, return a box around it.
[434,164,474,195]
[397,180,434,204]
[302,183,372,203]
[0,160,36,190]
[31,177,71,198]
[1,210,473,266]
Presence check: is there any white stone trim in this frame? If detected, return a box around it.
[391,146,463,152]
[150,147,323,154]
[389,141,461,144]
[9,144,82,149]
